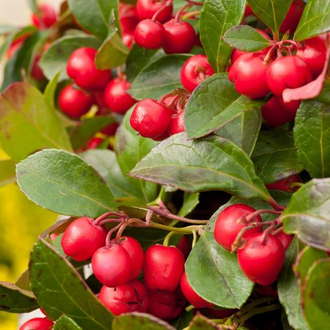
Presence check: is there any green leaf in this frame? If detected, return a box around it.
[247,0,293,39]
[30,239,114,329]
[54,316,83,330]
[113,313,175,330]
[171,310,194,330]
[278,238,309,330]
[0,82,72,162]
[80,149,148,200]
[44,71,60,109]
[294,101,330,178]
[27,0,38,13]
[68,116,115,150]
[185,231,254,308]
[314,80,330,104]
[199,0,246,72]
[281,178,330,251]
[223,25,271,51]
[188,315,219,330]
[0,281,38,313]
[0,25,18,35]
[129,55,190,100]
[15,269,32,291]
[16,149,117,218]
[178,193,200,217]
[252,130,303,184]
[0,159,16,187]
[115,109,158,203]
[294,0,330,41]
[184,73,264,140]
[40,34,101,81]
[68,0,120,40]
[95,28,128,70]
[130,133,272,203]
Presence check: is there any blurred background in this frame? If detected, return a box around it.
[0,2,62,329]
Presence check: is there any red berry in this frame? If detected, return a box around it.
[134,19,165,49]
[228,53,270,99]
[87,137,105,149]
[99,279,149,316]
[31,54,44,80]
[111,236,144,280]
[61,217,107,261]
[136,0,173,23]
[143,245,185,291]
[130,99,173,139]
[214,204,262,251]
[266,56,312,96]
[20,318,54,330]
[119,4,139,33]
[296,36,327,78]
[261,97,295,127]
[32,4,57,30]
[244,5,254,17]
[67,47,111,91]
[92,244,131,287]
[275,232,294,250]
[169,111,185,135]
[101,122,119,136]
[177,235,191,259]
[58,85,94,119]
[237,233,285,286]
[122,31,135,49]
[104,78,136,114]
[280,0,305,34]
[181,55,215,93]
[266,174,301,192]
[276,96,301,113]
[163,20,195,54]
[180,272,213,308]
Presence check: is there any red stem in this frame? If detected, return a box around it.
[175,3,193,23]
[152,0,173,21]
[94,211,124,225]
[105,222,124,248]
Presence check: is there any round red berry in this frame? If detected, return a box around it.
[136,0,173,23]
[276,96,301,113]
[119,4,139,33]
[134,19,165,49]
[176,235,191,259]
[275,231,294,250]
[32,4,57,30]
[20,318,54,330]
[169,111,185,135]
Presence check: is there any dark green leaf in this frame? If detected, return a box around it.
[0,159,16,187]
[314,80,330,104]
[252,130,303,184]
[294,0,330,41]
[185,73,264,140]
[115,109,158,203]
[0,281,38,313]
[185,231,254,308]
[294,101,330,178]
[129,55,190,100]
[200,0,246,72]
[40,34,101,81]
[30,239,114,329]
[130,133,273,203]
[171,310,194,330]
[54,316,83,330]
[178,193,200,217]
[67,0,120,40]
[188,315,219,330]
[44,71,60,109]
[0,83,72,162]
[281,178,330,251]
[16,149,117,218]
[278,238,309,330]
[223,25,271,51]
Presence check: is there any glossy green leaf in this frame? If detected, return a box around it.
[178,193,200,217]
[129,55,190,100]
[294,0,330,41]
[248,0,293,39]
[188,315,219,330]
[0,159,16,187]
[54,316,83,330]
[0,281,38,313]
[278,238,308,330]
[303,260,330,330]
[200,0,246,72]
[16,149,117,218]
[115,109,158,203]
[67,0,120,40]
[252,130,303,184]
[185,73,264,140]
[44,71,60,109]
[294,101,330,178]
[0,83,72,162]
[30,239,114,329]
[113,313,175,330]
[281,178,330,251]
[185,231,254,308]
[40,34,101,81]
[130,133,272,203]
[223,25,271,51]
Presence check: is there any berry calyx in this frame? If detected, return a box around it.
[61,217,107,261]
[99,279,149,316]
[67,47,111,91]
[143,244,185,291]
[130,99,173,139]
[228,53,270,99]
[58,84,94,119]
[136,0,173,23]
[266,174,301,192]
[134,19,165,49]
[104,77,136,114]
[169,111,185,135]
[214,204,262,251]
[20,317,54,330]
[32,4,57,30]
[181,55,215,93]
[237,233,285,286]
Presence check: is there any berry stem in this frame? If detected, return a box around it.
[181,10,201,20]
[192,230,197,247]
[245,209,282,223]
[290,182,304,189]
[163,231,177,246]
[238,297,278,315]
[115,218,143,242]
[105,222,124,248]
[175,3,193,23]
[149,221,202,234]
[261,222,276,244]
[94,211,124,225]
[239,304,282,322]
[151,0,173,22]
[187,0,204,6]
[268,198,285,211]
[116,66,125,80]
